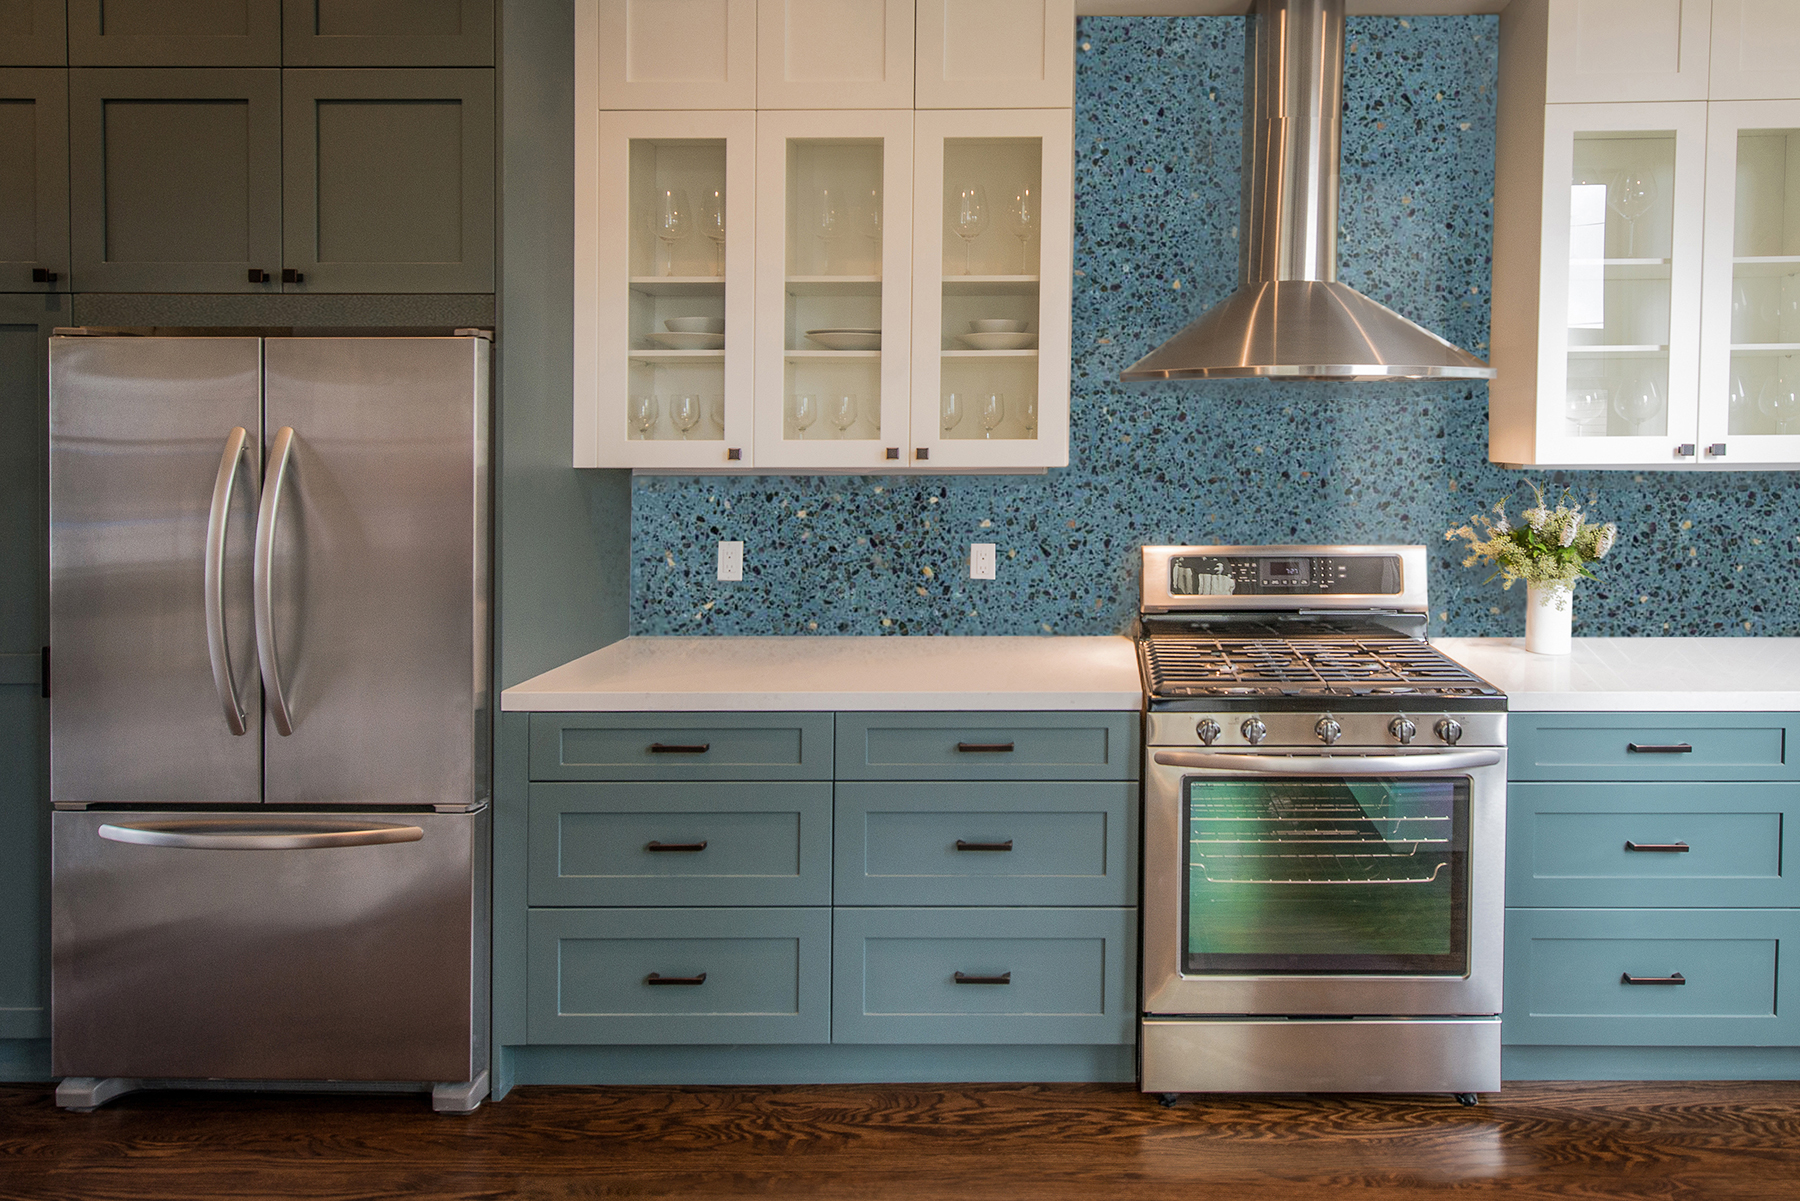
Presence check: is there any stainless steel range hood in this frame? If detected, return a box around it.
[1120,0,1494,382]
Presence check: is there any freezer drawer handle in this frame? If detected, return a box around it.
[205,427,256,736]
[97,820,424,851]
[955,839,1013,852]
[645,972,707,986]
[1621,972,1687,986]
[646,841,708,852]
[1154,750,1502,775]
[648,742,710,754]
[956,742,1015,753]
[1624,841,1690,853]
[1626,743,1693,754]
[254,426,297,736]
[953,972,1012,985]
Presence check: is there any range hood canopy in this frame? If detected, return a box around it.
[1120,0,1493,382]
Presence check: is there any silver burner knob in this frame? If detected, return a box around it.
[1435,717,1464,746]
[1389,716,1417,745]
[1196,719,1222,746]
[1241,717,1268,746]
[1314,717,1342,745]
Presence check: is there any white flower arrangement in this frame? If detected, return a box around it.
[1446,484,1617,610]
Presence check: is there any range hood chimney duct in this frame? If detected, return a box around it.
[1119,0,1494,382]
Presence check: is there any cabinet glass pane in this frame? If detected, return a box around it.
[627,138,726,444]
[1726,128,1800,436]
[1564,132,1675,439]
[938,137,1041,444]
[783,138,884,444]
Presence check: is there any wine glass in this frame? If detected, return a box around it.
[816,188,844,274]
[1023,393,1038,437]
[701,188,726,276]
[793,392,819,437]
[859,188,882,272]
[827,392,859,438]
[1563,386,1607,437]
[1612,373,1663,435]
[1759,374,1800,433]
[1005,186,1039,275]
[707,392,726,436]
[941,391,965,434]
[657,188,691,277]
[670,393,702,440]
[629,393,659,440]
[979,392,1005,439]
[1608,172,1655,258]
[1729,370,1754,434]
[954,184,989,275]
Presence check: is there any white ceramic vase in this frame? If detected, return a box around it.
[1525,582,1573,655]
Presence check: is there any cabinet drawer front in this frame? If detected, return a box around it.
[1507,783,1797,908]
[529,713,833,781]
[1503,908,1800,1046]
[528,782,833,907]
[835,712,1138,781]
[832,907,1136,1045]
[527,907,831,1045]
[834,782,1136,906]
[1509,713,1799,781]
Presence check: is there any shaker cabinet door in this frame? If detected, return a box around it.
[756,0,914,110]
[0,69,70,292]
[67,0,281,66]
[69,68,284,293]
[281,68,496,293]
[914,0,1074,110]
[1708,0,1800,101]
[1542,0,1711,104]
[282,0,496,66]
[588,0,757,111]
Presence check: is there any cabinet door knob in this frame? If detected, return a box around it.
[1674,443,1696,457]
[248,268,270,283]
[1706,442,1727,457]
[885,447,899,460]
[31,267,58,283]
[914,447,929,460]
[282,268,305,284]
[726,448,741,461]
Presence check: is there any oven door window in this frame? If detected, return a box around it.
[1182,775,1470,975]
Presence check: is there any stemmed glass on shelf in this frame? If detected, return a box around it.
[793,393,820,438]
[979,392,1005,439]
[828,393,859,439]
[707,393,726,437]
[816,188,844,274]
[1607,172,1655,258]
[629,393,659,440]
[656,189,691,277]
[669,393,702,441]
[701,189,726,276]
[954,185,989,274]
[941,392,964,435]
[1005,187,1039,274]
[859,189,882,273]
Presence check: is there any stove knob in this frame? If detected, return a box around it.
[1435,717,1464,746]
[1241,717,1268,746]
[1196,719,1222,746]
[1389,716,1418,745]
[1314,717,1342,745]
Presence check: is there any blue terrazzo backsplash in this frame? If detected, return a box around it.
[630,14,1800,638]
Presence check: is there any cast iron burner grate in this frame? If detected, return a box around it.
[1140,629,1499,699]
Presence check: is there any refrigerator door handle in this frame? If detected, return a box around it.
[205,427,255,736]
[255,426,297,736]
[97,819,425,850]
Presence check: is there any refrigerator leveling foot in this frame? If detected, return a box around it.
[1157,1093,1181,1108]
[55,1077,143,1111]
[1454,1093,1479,1107]
[432,1070,490,1115]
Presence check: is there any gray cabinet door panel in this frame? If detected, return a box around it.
[70,69,284,292]
[282,69,495,293]
[283,0,495,66]
[1509,712,1800,782]
[836,711,1140,781]
[68,0,281,66]
[529,713,834,782]
[0,0,66,67]
[0,69,70,291]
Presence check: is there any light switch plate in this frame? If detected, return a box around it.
[717,541,744,581]
[969,543,996,580]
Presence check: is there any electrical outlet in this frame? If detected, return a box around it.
[969,543,996,580]
[717,541,743,581]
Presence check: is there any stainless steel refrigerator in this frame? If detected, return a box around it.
[46,332,491,1113]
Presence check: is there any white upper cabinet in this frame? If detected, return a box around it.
[1708,0,1800,100]
[592,0,758,110]
[757,0,915,109]
[915,0,1075,109]
[1542,0,1712,104]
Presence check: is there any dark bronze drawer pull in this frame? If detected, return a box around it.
[953,971,1012,985]
[1624,841,1690,853]
[956,741,1015,753]
[1621,972,1686,986]
[648,742,711,754]
[1626,742,1693,754]
[955,839,1014,852]
[646,972,707,986]
[646,840,708,853]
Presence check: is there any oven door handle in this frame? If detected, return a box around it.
[1152,750,1502,775]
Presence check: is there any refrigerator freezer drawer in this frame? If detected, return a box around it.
[51,808,485,1083]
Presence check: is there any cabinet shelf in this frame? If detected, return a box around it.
[629,349,726,362]
[941,349,1039,358]
[1733,256,1800,278]
[941,275,1040,295]
[1569,258,1671,280]
[1566,345,1669,357]
[628,276,726,296]
[785,350,881,359]
[1729,343,1800,354]
[786,276,882,297]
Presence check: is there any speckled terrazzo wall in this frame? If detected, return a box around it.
[630,14,1800,638]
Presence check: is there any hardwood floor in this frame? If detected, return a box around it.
[1,1080,1797,1200]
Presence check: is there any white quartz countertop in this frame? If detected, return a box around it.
[1433,637,1800,712]
[500,635,1144,712]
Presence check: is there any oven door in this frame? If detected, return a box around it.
[1141,748,1506,1018]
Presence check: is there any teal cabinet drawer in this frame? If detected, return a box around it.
[529,713,833,781]
[528,782,833,907]
[833,782,1136,907]
[527,907,831,1045]
[831,907,1137,1045]
[1507,783,1798,909]
[835,712,1138,781]
[1509,713,1799,782]
[1503,908,1800,1046]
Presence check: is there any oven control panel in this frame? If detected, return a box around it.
[1146,709,1506,750]
[1168,553,1401,598]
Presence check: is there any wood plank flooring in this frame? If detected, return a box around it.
[1,1080,1797,1200]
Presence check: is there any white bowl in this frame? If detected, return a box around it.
[956,332,1036,350]
[665,317,726,334]
[970,319,1029,334]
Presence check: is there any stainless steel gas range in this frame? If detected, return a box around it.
[1136,545,1507,1105]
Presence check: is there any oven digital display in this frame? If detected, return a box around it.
[1259,558,1306,585]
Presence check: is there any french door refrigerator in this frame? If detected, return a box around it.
[47,333,491,1113]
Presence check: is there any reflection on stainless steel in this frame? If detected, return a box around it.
[97,818,426,850]
[1153,750,1502,773]
[204,427,254,736]
[254,425,296,736]
[1140,1018,1500,1095]
[1119,0,1492,382]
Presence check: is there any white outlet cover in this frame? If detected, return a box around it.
[717,541,744,581]
[969,542,996,580]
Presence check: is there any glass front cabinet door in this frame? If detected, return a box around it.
[909,109,1071,469]
[581,110,756,468]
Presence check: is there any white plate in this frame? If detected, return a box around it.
[956,332,1037,350]
[806,328,882,350]
[649,331,726,350]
